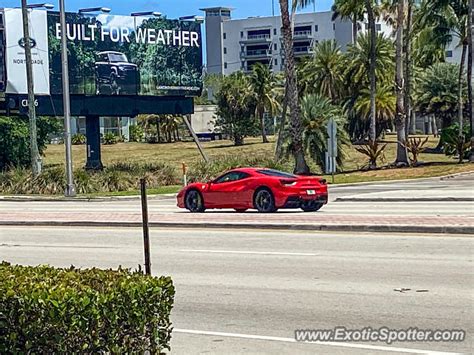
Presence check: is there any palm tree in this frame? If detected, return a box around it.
[332,0,366,44]
[394,0,409,165]
[419,0,470,155]
[300,40,345,102]
[278,0,313,174]
[467,0,473,161]
[344,33,395,140]
[345,33,395,89]
[365,0,377,144]
[249,63,281,143]
[353,85,396,136]
[300,94,350,171]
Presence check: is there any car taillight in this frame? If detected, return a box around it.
[280,179,297,186]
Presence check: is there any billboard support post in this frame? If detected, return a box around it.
[20,1,42,176]
[59,0,76,197]
[183,114,209,163]
[85,115,104,170]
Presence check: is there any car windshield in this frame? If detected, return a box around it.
[257,169,297,178]
[108,53,127,63]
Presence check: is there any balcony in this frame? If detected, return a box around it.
[293,46,312,56]
[293,30,312,39]
[240,34,272,44]
[241,49,272,59]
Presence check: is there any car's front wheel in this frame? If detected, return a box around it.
[185,190,205,213]
[253,188,277,213]
[301,200,324,212]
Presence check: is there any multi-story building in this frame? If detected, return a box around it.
[201,7,356,75]
[200,6,467,76]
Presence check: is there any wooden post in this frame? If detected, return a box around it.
[140,178,151,275]
[182,162,188,186]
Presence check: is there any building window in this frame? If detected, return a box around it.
[241,31,244,38]
[376,24,382,31]
[223,33,226,40]
[446,50,453,58]
[273,28,277,35]
[274,58,278,66]
[274,43,277,50]
[315,25,318,32]
[224,47,227,54]
[333,23,336,30]
[224,62,228,69]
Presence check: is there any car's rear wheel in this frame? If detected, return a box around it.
[301,200,324,212]
[185,190,205,212]
[234,209,247,213]
[253,188,277,213]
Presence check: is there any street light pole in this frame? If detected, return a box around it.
[21,0,42,176]
[59,0,76,196]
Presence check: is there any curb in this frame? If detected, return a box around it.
[1,220,473,235]
[0,194,176,202]
[335,197,474,202]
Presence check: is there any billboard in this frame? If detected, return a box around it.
[3,8,203,97]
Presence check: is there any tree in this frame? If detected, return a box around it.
[278,0,311,174]
[300,94,350,171]
[415,63,467,147]
[0,116,61,171]
[394,0,409,165]
[344,33,395,140]
[419,0,470,157]
[332,0,366,43]
[353,85,396,136]
[300,40,345,102]
[365,0,378,145]
[249,63,281,143]
[467,0,473,161]
[214,72,257,146]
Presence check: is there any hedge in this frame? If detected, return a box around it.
[0,262,175,353]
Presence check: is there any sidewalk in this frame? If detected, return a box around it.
[1,210,473,234]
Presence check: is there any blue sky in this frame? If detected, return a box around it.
[2,0,334,19]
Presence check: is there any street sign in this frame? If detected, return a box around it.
[325,118,337,176]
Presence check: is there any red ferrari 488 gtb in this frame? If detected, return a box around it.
[177,168,328,213]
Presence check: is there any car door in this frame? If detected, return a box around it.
[206,172,249,208]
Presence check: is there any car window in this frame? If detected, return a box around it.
[109,53,127,63]
[214,171,249,184]
[257,169,296,178]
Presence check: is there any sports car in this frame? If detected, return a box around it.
[177,168,328,213]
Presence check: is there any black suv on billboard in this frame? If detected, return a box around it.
[95,51,138,95]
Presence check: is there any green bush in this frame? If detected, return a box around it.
[188,155,287,182]
[103,132,119,145]
[0,116,61,171]
[71,133,86,145]
[0,262,174,353]
[0,162,180,195]
[129,125,144,142]
[441,123,470,162]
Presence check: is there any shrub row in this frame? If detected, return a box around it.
[0,162,180,195]
[0,262,175,353]
[0,156,291,194]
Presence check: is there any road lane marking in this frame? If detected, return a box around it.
[173,328,459,354]
[180,249,319,256]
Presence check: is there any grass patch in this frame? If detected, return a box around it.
[80,185,182,198]
[5,134,471,196]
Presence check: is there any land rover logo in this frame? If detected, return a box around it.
[18,37,37,49]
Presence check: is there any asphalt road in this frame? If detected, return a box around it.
[1,226,472,354]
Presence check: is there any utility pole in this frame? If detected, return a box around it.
[21,0,41,176]
[60,0,76,196]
